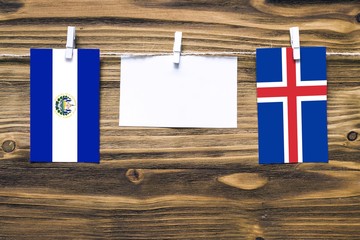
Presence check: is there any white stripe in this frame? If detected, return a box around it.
[297,80,327,86]
[296,58,301,86]
[52,49,78,162]
[298,95,327,101]
[257,97,286,103]
[281,47,287,87]
[295,57,303,163]
[296,97,303,163]
[257,81,286,88]
[283,99,289,164]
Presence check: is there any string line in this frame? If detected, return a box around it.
[0,51,359,58]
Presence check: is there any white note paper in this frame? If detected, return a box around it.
[119,55,237,128]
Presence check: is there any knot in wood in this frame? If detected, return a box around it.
[356,13,360,23]
[125,169,144,184]
[347,131,358,141]
[255,237,265,240]
[2,140,16,153]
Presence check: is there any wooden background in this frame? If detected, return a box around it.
[0,0,359,239]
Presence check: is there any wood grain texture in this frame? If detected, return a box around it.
[0,0,359,239]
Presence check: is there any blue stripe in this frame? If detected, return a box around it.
[302,101,328,163]
[256,48,282,83]
[77,49,100,163]
[30,49,53,162]
[257,102,285,164]
[300,47,327,81]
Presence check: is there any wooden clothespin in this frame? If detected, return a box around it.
[173,31,182,64]
[290,27,300,60]
[65,26,76,59]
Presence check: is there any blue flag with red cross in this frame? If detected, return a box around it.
[256,47,328,164]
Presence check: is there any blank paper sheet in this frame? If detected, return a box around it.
[119,55,237,128]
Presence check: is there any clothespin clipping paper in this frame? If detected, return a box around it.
[173,31,182,64]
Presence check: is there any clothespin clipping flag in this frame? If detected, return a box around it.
[30,27,100,163]
[256,42,328,164]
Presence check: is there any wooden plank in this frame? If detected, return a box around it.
[0,0,359,239]
[0,0,358,54]
[0,165,360,239]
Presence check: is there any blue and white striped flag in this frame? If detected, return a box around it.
[30,49,100,163]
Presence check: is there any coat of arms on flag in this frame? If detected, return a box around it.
[30,49,100,163]
[256,47,328,164]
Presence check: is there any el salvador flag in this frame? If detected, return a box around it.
[256,47,328,164]
[30,49,100,163]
